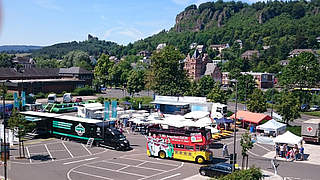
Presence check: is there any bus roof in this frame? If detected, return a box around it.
[55,115,103,124]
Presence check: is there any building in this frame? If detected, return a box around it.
[235,39,243,49]
[196,45,204,54]
[316,36,320,43]
[241,50,260,60]
[204,63,222,83]
[184,50,209,81]
[109,56,120,64]
[0,67,93,94]
[12,56,35,69]
[222,72,274,89]
[212,59,228,65]
[137,50,151,58]
[210,44,229,53]
[289,49,316,58]
[156,43,166,51]
[189,43,197,49]
[279,60,289,66]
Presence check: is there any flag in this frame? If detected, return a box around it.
[111,100,117,118]
[104,101,110,121]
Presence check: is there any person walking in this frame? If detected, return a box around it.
[275,144,280,157]
[222,144,229,157]
[299,145,304,161]
[280,144,285,158]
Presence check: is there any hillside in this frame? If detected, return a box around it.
[0,45,42,53]
[31,0,320,60]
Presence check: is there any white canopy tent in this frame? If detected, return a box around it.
[256,119,286,135]
[195,117,214,127]
[184,111,210,119]
[273,131,303,145]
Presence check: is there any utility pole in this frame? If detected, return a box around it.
[2,81,7,180]
[231,79,238,172]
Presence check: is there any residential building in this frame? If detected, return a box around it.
[210,44,229,53]
[289,49,316,58]
[222,71,274,89]
[263,46,270,50]
[109,56,120,64]
[235,39,243,49]
[184,49,209,81]
[137,50,151,58]
[279,60,289,66]
[316,36,320,43]
[12,56,35,69]
[189,43,197,49]
[241,50,260,60]
[204,63,222,82]
[156,43,166,51]
[196,45,204,54]
[212,59,228,65]
[139,57,151,64]
[59,67,93,86]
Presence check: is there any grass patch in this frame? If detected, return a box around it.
[287,125,301,136]
[302,111,320,117]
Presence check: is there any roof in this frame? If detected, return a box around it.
[59,67,92,75]
[0,68,60,78]
[290,49,315,55]
[241,50,259,57]
[204,63,218,76]
[193,49,200,58]
[273,131,303,145]
[303,119,320,124]
[150,100,189,106]
[230,110,272,124]
[257,119,286,131]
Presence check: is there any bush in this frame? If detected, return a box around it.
[73,86,94,96]
[219,167,263,180]
[287,125,301,136]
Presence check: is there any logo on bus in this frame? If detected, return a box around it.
[75,123,85,136]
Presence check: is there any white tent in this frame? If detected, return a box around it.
[184,111,209,119]
[195,117,214,127]
[273,131,303,145]
[256,119,286,135]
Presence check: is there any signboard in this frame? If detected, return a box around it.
[21,91,26,107]
[13,92,19,108]
[75,123,85,136]
[104,101,110,121]
[111,100,117,118]
[191,133,203,143]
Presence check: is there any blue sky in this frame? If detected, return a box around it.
[0,0,257,46]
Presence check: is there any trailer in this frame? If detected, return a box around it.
[21,111,130,150]
[301,119,320,143]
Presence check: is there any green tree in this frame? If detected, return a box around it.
[240,131,254,169]
[0,53,13,68]
[94,53,114,88]
[62,50,92,70]
[8,109,35,158]
[196,75,215,97]
[279,52,320,89]
[207,83,228,104]
[127,70,145,96]
[276,91,301,124]
[146,46,190,96]
[247,89,267,113]
[236,74,257,101]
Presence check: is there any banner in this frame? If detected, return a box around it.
[111,100,117,118]
[22,91,26,107]
[13,92,19,108]
[104,101,110,121]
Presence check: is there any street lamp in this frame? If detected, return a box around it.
[230,79,238,172]
[1,80,13,180]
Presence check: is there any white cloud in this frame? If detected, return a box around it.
[103,27,145,44]
[118,28,144,40]
[33,0,63,12]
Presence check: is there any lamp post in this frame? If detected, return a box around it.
[230,79,238,172]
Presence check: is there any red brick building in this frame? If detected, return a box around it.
[184,50,209,81]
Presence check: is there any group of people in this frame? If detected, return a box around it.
[275,143,304,161]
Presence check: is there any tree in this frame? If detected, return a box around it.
[276,91,301,124]
[8,109,35,158]
[196,75,215,97]
[279,52,320,89]
[62,50,92,70]
[247,89,267,113]
[240,131,254,169]
[146,46,190,96]
[0,53,13,68]
[207,83,228,104]
[94,53,114,88]
[236,74,257,101]
[127,70,145,96]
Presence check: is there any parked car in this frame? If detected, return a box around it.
[75,97,83,102]
[310,105,320,111]
[199,163,234,177]
[301,104,310,112]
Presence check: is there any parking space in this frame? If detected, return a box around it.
[67,153,184,180]
[10,139,107,164]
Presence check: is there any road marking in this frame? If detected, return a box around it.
[160,173,181,180]
[81,144,92,155]
[26,147,32,163]
[138,162,184,180]
[29,152,49,154]
[84,164,147,177]
[248,150,260,157]
[119,157,179,167]
[103,161,165,172]
[136,161,147,167]
[116,165,130,171]
[72,170,114,180]
[63,157,98,165]
[62,141,74,158]
[255,143,273,151]
[44,144,54,161]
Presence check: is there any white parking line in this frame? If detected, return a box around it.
[62,141,74,158]
[81,144,92,155]
[29,152,49,154]
[119,157,179,167]
[64,157,98,165]
[136,161,147,167]
[103,161,165,172]
[44,144,54,161]
[72,170,114,180]
[116,165,130,171]
[26,147,32,163]
[84,164,147,178]
[255,143,273,152]
[160,173,181,180]
[138,162,184,180]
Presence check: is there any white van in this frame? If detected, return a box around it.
[63,93,73,103]
[48,94,57,103]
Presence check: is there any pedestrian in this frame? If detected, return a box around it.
[275,144,280,157]
[299,145,304,161]
[294,145,299,161]
[280,144,285,158]
[222,144,229,157]
[286,148,291,161]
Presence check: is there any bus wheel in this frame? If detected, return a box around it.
[158,151,166,159]
[196,156,205,164]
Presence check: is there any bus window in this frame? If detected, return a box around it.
[185,145,194,150]
[176,144,184,149]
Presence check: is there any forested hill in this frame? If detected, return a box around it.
[0,45,42,53]
[32,0,320,60]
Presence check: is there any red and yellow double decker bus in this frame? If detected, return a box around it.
[146,127,213,164]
